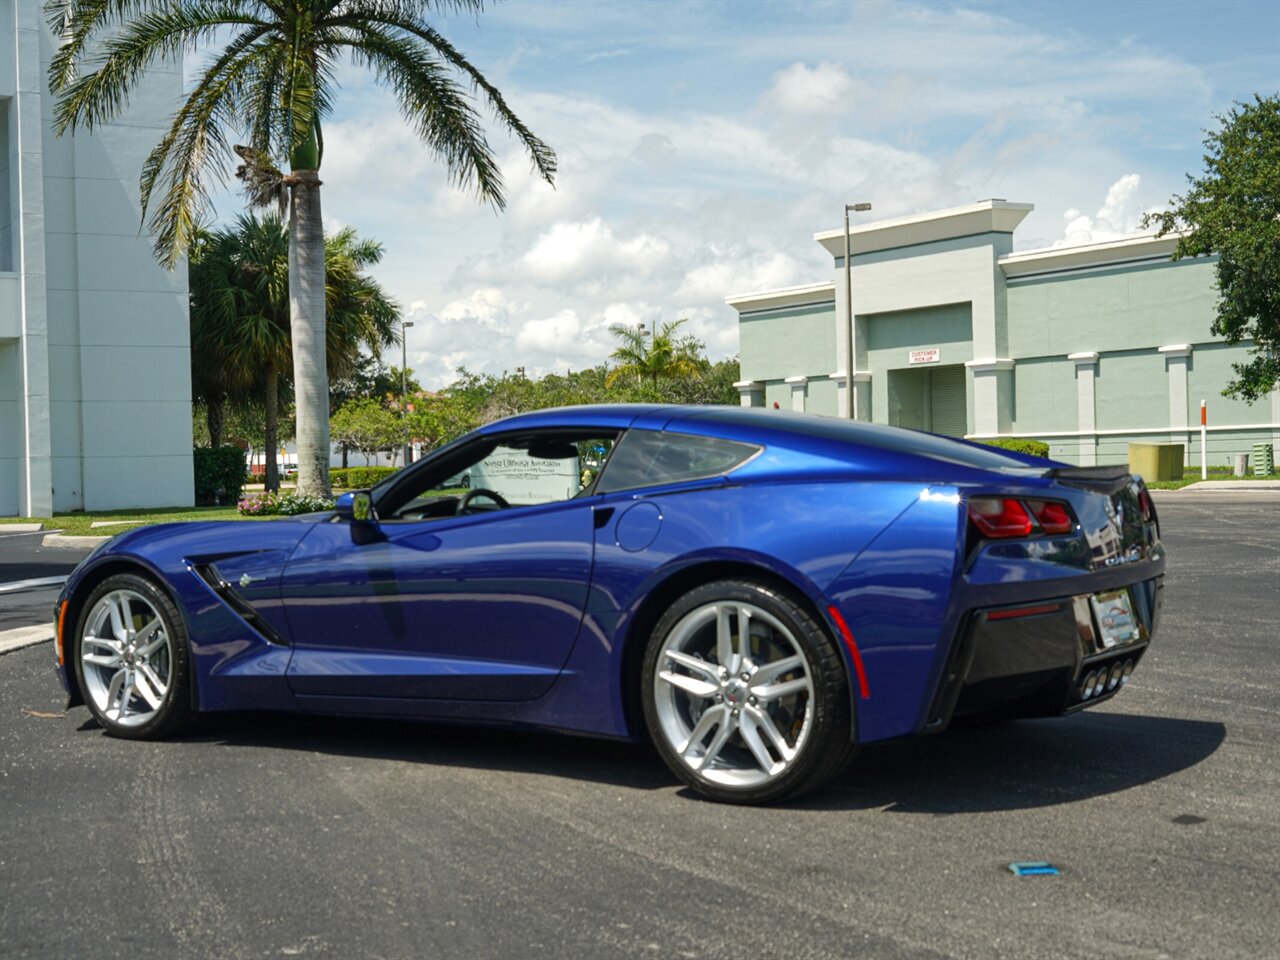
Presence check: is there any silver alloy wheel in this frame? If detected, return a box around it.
[80,588,173,728]
[652,601,814,788]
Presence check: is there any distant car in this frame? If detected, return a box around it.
[53,405,1163,804]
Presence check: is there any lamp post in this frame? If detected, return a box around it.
[401,320,414,464]
[843,202,872,419]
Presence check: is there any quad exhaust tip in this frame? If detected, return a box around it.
[1079,659,1135,700]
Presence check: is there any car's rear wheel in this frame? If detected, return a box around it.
[73,573,194,739]
[642,579,857,804]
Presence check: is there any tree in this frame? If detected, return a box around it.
[1145,95,1280,401]
[48,0,557,497]
[330,397,402,466]
[605,319,707,388]
[188,213,398,490]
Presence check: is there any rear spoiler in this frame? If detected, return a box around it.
[1045,463,1134,493]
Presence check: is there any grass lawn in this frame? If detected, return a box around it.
[1146,468,1280,489]
[0,505,261,537]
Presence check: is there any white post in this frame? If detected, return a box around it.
[1200,399,1207,480]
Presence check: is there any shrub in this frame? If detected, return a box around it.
[194,447,247,505]
[980,437,1052,459]
[237,492,335,516]
[330,465,399,489]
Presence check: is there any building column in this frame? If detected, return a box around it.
[1270,387,1280,468]
[1159,344,1192,460]
[12,1,52,517]
[965,359,1014,436]
[785,376,807,412]
[829,370,871,421]
[1069,352,1098,466]
[734,380,764,408]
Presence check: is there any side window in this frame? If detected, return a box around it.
[381,432,618,520]
[596,430,761,494]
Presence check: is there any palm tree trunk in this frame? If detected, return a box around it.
[264,361,279,493]
[289,171,331,497]
[206,394,225,449]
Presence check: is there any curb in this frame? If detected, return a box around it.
[41,534,110,549]
[0,523,45,534]
[1174,480,1280,491]
[0,626,53,655]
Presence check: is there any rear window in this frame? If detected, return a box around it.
[684,407,1051,472]
[596,429,761,493]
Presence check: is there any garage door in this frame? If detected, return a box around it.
[929,365,968,437]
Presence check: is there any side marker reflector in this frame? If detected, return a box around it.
[55,600,68,667]
[1008,861,1059,876]
[826,605,870,700]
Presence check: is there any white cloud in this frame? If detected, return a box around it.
[1053,174,1158,247]
[520,218,671,283]
[515,309,582,352]
[762,62,856,115]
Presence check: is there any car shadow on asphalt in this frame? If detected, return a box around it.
[803,711,1226,813]
[133,707,1226,811]
[173,711,677,793]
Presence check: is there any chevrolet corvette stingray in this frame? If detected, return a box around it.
[54,405,1164,804]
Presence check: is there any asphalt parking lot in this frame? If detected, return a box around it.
[1,492,1277,959]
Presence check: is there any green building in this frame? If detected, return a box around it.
[728,200,1279,467]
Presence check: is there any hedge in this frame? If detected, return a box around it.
[193,446,247,505]
[330,465,400,489]
[980,437,1052,459]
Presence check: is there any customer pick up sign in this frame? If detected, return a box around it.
[908,348,940,365]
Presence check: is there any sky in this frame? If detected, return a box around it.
[198,0,1280,389]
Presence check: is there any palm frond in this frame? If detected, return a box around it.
[340,6,556,184]
[344,23,504,204]
[49,2,267,134]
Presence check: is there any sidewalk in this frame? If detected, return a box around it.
[1156,479,1280,493]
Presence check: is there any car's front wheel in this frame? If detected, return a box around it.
[73,573,194,739]
[641,579,857,804]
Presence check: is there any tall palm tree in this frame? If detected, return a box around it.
[605,319,706,389]
[47,0,556,497]
[189,212,399,490]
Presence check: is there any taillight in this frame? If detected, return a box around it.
[967,498,1032,538]
[1137,488,1153,522]
[1027,499,1074,535]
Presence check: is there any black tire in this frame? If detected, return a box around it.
[72,573,195,740]
[641,579,857,804]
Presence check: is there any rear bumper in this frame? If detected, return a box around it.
[925,575,1163,728]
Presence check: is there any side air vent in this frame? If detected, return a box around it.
[191,563,289,646]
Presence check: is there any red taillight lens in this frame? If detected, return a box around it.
[1137,488,1153,522]
[1027,499,1074,535]
[968,498,1033,538]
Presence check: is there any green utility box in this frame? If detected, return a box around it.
[1128,443,1184,482]
[1253,442,1275,476]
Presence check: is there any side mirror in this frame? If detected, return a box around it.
[335,491,383,545]
[335,490,377,523]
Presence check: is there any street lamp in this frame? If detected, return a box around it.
[843,202,872,419]
[401,320,414,464]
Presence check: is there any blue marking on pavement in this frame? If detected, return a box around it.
[1008,861,1060,876]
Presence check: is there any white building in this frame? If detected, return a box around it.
[1,2,193,517]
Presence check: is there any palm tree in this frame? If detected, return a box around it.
[47,0,556,497]
[605,319,707,389]
[189,213,399,490]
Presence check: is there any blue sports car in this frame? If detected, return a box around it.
[54,405,1164,804]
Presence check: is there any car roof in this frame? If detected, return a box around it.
[478,404,1053,475]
